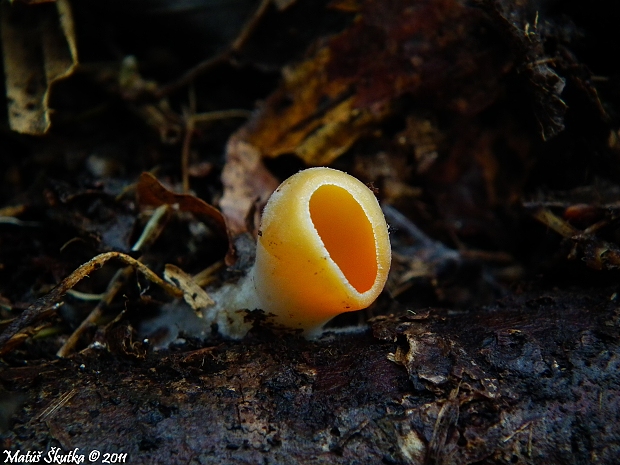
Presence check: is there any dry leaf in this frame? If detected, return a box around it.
[136,172,239,264]
[136,172,227,237]
[220,134,279,237]
[1,0,78,134]
[164,264,214,312]
[239,0,511,168]
[243,47,385,166]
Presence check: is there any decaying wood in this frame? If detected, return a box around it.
[2,0,620,463]
[2,285,619,464]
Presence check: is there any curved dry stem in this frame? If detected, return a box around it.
[0,252,183,355]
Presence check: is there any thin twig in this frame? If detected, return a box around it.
[192,109,253,124]
[181,114,195,193]
[56,205,172,357]
[65,290,106,301]
[55,267,130,358]
[155,0,272,98]
[156,54,228,99]
[230,0,272,52]
[131,204,171,252]
[181,109,252,193]
[0,252,183,355]
[530,208,579,238]
[35,389,78,422]
[192,260,225,288]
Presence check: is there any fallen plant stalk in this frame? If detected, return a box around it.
[0,251,184,355]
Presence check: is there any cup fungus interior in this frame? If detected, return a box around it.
[309,184,378,293]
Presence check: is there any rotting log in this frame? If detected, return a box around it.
[1,285,619,464]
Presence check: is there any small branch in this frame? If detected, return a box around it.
[0,252,183,355]
[155,0,272,98]
[57,205,172,357]
[181,109,252,193]
[530,208,579,238]
[55,267,129,358]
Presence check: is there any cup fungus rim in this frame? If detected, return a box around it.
[273,167,390,301]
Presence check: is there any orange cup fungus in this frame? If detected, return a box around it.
[207,167,391,338]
